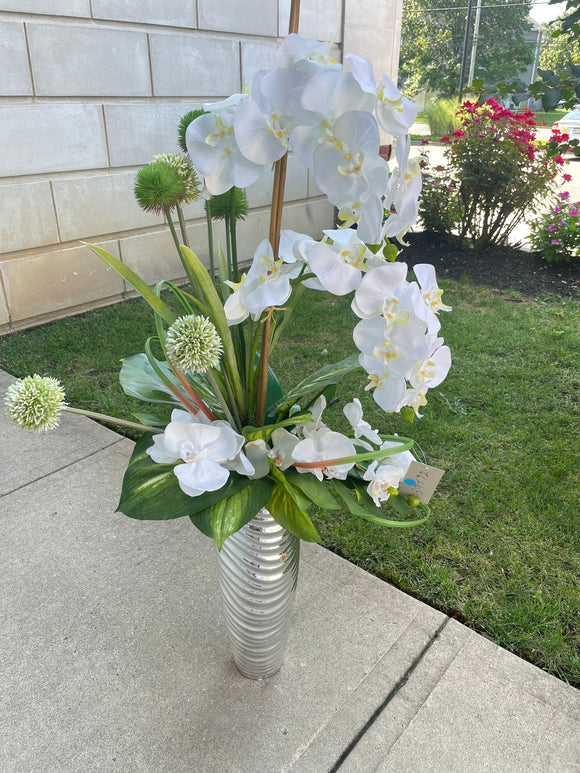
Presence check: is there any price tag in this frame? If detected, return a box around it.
[398,461,444,504]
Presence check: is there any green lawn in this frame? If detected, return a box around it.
[1,279,578,686]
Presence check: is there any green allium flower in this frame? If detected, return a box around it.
[178,109,207,153]
[206,187,248,221]
[5,375,66,432]
[165,315,223,373]
[152,153,200,204]
[134,161,186,214]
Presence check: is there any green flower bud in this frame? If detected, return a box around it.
[206,187,248,221]
[407,495,421,508]
[178,109,207,153]
[5,375,66,432]
[134,161,186,214]
[165,315,223,373]
[152,153,200,204]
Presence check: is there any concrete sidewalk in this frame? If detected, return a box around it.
[1,367,578,773]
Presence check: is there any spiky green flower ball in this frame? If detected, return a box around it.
[178,109,207,153]
[165,315,223,373]
[134,161,186,214]
[206,187,248,221]
[5,375,66,432]
[152,153,200,204]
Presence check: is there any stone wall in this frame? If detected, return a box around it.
[0,0,403,333]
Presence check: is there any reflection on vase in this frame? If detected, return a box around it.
[217,508,300,679]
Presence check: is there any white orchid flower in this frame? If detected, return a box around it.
[186,94,263,195]
[363,461,405,506]
[343,398,382,446]
[379,439,415,475]
[347,54,418,137]
[292,427,356,481]
[275,33,339,72]
[244,439,271,479]
[299,234,364,296]
[234,67,313,165]
[146,421,244,497]
[354,315,429,380]
[290,70,375,168]
[408,336,451,392]
[351,262,409,319]
[294,394,327,439]
[382,139,423,243]
[268,428,299,470]
[412,264,452,333]
[224,239,293,324]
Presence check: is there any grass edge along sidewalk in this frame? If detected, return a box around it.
[1,278,578,687]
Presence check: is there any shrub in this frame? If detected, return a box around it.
[529,193,580,262]
[418,167,463,234]
[424,97,461,136]
[419,99,570,250]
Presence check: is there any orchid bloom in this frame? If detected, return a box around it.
[186,94,263,195]
[343,398,382,446]
[275,33,339,72]
[382,138,423,243]
[413,263,452,333]
[363,461,405,506]
[268,428,299,470]
[352,262,409,319]
[299,228,374,296]
[347,54,418,137]
[224,239,293,324]
[146,420,246,497]
[292,427,356,481]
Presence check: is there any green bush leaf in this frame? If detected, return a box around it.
[268,354,360,414]
[118,434,264,521]
[192,477,274,549]
[542,88,563,111]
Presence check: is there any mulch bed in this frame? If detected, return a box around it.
[401,232,580,299]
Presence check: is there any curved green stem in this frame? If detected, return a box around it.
[63,406,157,433]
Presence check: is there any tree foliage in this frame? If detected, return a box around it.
[400,0,535,96]
[540,18,580,76]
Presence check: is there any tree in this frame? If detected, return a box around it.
[539,18,580,77]
[399,0,535,97]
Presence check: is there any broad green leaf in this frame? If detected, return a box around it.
[267,483,321,543]
[118,434,260,521]
[284,469,341,510]
[84,243,175,325]
[120,353,183,406]
[131,410,173,428]
[542,88,562,111]
[268,354,360,414]
[192,478,274,549]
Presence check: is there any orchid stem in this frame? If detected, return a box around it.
[63,407,157,434]
[176,203,190,247]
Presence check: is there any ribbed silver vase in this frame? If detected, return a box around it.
[216,508,300,679]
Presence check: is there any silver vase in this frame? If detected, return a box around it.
[216,508,300,679]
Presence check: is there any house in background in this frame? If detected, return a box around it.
[0,0,403,334]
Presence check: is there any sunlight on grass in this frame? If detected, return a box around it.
[1,280,578,685]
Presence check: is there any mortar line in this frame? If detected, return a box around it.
[328,616,450,772]
[22,20,36,97]
[0,437,127,500]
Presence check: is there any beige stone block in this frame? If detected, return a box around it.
[105,103,201,167]
[0,285,9,328]
[308,169,323,198]
[0,104,108,177]
[27,23,150,97]
[181,196,206,222]
[343,21,400,82]
[0,0,90,14]
[150,33,239,97]
[1,240,124,323]
[120,228,187,287]
[0,22,32,97]
[240,40,278,87]
[0,182,58,255]
[199,0,277,36]
[91,0,196,27]
[245,154,308,209]
[52,172,162,243]
[279,0,343,42]
[345,0,395,29]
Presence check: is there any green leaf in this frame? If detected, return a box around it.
[542,88,563,111]
[267,483,321,542]
[284,468,341,510]
[84,243,175,325]
[537,68,561,87]
[119,353,183,406]
[118,434,261,521]
[331,480,430,528]
[192,477,274,549]
[131,410,173,428]
[268,354,360,414]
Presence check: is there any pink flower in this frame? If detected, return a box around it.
[563,173,572,182]
[554,207,562,213]
[570,209,579,216]
[551,239,560,245]
[554,156,564,165]
[421,137,429,145]
[440,136,450,144]
[547,225,557,232]
[451,130,465,138]
[558,191,570,199]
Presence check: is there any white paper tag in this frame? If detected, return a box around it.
[398,461,444,504]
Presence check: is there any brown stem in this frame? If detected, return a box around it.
[170,363,217,422]
[255,0,300,425]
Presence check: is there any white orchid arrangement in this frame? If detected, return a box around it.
[5,32,451,548]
